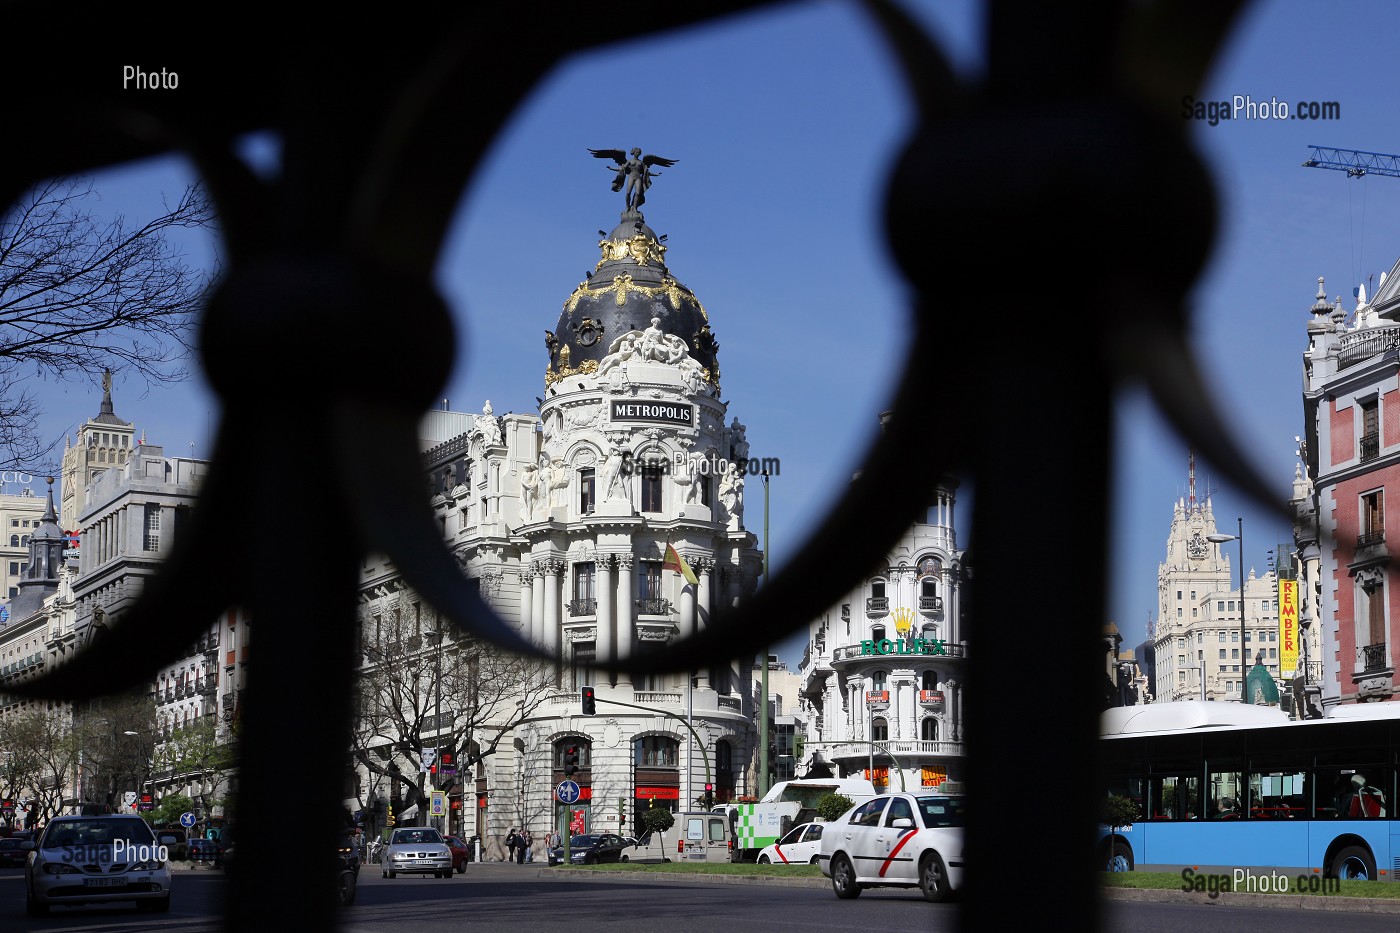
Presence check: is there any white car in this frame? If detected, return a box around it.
[756,821,826,865]
[381,827,453,879]
[818,792,964,902]
[24,814,172,916]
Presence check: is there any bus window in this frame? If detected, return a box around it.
[1207,763,1244,819]
[1147,775,1198,820]
[1246,763,1307,819]
[1317,767,1391,819]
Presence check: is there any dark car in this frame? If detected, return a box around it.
[548,833,629,866]
[0,836,28,867]
[443,835,469,873]
[189,837,223,861]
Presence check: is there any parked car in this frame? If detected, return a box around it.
[443,834,470,873]
[818,791,964,902]
[624,831,671,863]
[547,833,629,866]
[189,837,222,861]
[756,821,826,865]
[0,836,29,867]
[24,814,172,916]
[381,827,453,879]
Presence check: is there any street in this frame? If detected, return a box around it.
[3,863,1400,932]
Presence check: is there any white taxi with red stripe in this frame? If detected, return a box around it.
[818,792,963,902]
[756,822,826,865]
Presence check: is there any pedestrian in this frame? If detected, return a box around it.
[505,827,519,863]
[547,828,561,851]
[517,827,530,864]
[524,828,534,863]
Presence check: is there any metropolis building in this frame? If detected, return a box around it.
[355,192,764,848]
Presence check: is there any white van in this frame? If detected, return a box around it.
[676,811,730,863]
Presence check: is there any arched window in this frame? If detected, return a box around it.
[715,739,735,802]
[554,737,592,772]
[921,671,938,690]
[871,717,888,741]
[871,670,888,692]
[871,624,886,643]
[921,718,939,741]
[8,535,16,547]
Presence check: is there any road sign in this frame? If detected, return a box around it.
[430,791,446,817]
[180,812,196,828]
[556,780,581,804]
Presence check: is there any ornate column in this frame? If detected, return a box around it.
[519,566,534,636]
[945,677,960,743]
[616,554,634,687]
[597,554,615,669]
[723,566,743,694]
[530,561,545,646]
[543,558,563,659]
[678,557,696,641]
[693,558,714,690]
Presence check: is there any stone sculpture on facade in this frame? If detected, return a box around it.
[477,400,502,447]
[718,467,744,527]
[600,446,628,502]
[519,463,541,521]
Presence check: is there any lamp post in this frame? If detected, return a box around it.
[1208,518,1248,703]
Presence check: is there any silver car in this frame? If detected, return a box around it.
[381,827,453,879]
[24,814,172,916]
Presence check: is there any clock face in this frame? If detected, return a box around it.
[1188,532,1207,560]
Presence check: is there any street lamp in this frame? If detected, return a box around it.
[1207,518,1248,703]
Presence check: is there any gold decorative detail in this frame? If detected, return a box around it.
[558,344,571,369]
[891,607,917,635]
[544,359,599,389]
[597,234,667,267]
[560,273,707,322]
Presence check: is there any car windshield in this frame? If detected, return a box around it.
[917,796,966,828]
[570,835,597,847]
[45,819,155,848]
[391,829,442,845]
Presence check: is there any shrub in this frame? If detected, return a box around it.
[815,793,854,823]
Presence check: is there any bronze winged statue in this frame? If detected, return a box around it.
[589,147,678,212]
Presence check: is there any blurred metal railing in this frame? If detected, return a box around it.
[0,1,1266,930]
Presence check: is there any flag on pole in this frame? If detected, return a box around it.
[663,544,698,585]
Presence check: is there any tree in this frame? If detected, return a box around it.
[0,177,215,468]
[641,805,674,853]
[351,607,554,828]
[0,710,80,825]
[153,716,235,822]
[1102,794,1139,833]
[75,690,159,814]
[815,792,854,823]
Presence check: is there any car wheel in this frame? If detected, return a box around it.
[584,854,597,865]
[1105,841,1133,872]
[387,870,396,879]
[621,854,629,862]
[26,888,49,917]
[831,854,861,899]
[758,854,771,865]
[1329,845,1376,880]
[810,856,821,866]
[457,862,466,874]
[920,851,951,903]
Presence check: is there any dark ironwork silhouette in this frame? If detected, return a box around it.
[0,1,1278,930]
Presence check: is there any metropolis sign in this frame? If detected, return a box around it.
[610,400,693,426]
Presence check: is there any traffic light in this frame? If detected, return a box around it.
[704,783,714,809]
[581,685,596,715]
[563,745,579,777]
[387,804,396,827]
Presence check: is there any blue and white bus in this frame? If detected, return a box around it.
[1100,701,1400,881]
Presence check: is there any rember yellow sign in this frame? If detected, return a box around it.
[1279,578,1298,677]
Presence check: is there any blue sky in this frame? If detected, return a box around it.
[21,1,1400,666]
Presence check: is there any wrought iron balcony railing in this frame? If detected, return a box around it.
[567,598,597,617]
[1362,642,1389,673]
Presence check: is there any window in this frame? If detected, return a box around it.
[921,718,938,741]
[1231,649,1238,659]
[640,459,664,512]
[871,670,888,692]
[572,643,595,689]
[871,717,888,741]
[638,561,663,601]
[871,624,886,643]
[698,474,711,507]
[1218,601,1225,613]
[1218,631,1226,642]
[850,799,887,826]
[1196,633,1203,644]
[1177,590,1182,601]
[1191,590,1197,600]
[634,735,678,767]
[921,670,937,690]
[871,580,886,600]
[1219,649,1226,660]
[1363,489,1384,538]
[1361,398,1380,461]
[884,796,914,826]
[578,468,595,515]
[143,504,160,551]
[554,738,592,771]
[574,563,596,601]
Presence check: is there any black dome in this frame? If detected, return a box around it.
[546,209,719,388]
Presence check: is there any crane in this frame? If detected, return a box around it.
[1302,145,1400,179]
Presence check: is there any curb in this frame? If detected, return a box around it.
[515,865,830,889]
[1102,886,1400,913]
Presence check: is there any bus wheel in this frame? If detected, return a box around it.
[1106,842,1133,872]
[1329,846,1375,880]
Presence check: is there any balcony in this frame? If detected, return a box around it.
[832,640,968,663]
[866,597,889,615]
[919,689,945,711]
[824,739,965,760]
[1357,528,1386,550]
[635,597,672,617]
[222,693,236,711]
[1361,431,1380,463]
[1361,642,1389,674]
[919,596,943,614]
[198,674,217,695]
[567,598,597,618]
